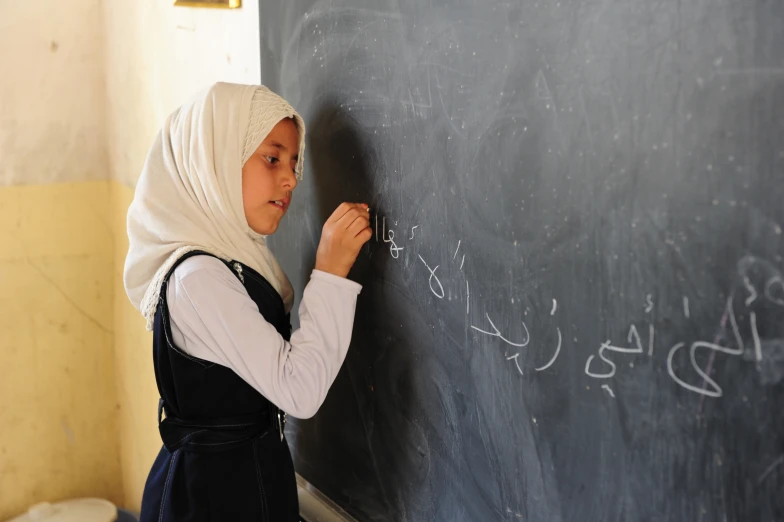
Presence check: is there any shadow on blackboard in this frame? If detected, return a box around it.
[292,99,414,521]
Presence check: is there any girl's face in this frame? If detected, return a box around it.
[242,118,300,235]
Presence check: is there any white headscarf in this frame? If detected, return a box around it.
[124,82,306,330]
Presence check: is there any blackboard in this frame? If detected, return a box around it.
[261,1,784,520]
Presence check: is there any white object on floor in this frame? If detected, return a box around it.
[7,498,117,522]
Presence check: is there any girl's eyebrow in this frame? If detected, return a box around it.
[262,141,299,161]
[265,141,287,150]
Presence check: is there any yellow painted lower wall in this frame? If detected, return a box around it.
[1,181,222,517]
[0,182,123,520]
[110,182,158,513]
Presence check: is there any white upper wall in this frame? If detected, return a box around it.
[0,0,261,187]
[103,0,261,187]
[0,0,108,186]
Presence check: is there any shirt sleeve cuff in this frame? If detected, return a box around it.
[310,269,363,294]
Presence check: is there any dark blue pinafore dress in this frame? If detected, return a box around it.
[139,251,300,522]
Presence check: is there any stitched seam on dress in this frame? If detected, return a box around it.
[158,449,179,522]
[170,429,208,447]
[253,440,269,521]
[160,293,215,368]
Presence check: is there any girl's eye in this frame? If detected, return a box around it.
[265,156,279,165]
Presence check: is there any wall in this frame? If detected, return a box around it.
[1,0,262,517]
[0,0,108,187]
[103,0,262,187]
[102,0,261,511]
[109,184,155,513]
[0,1,122,519]
[0,182,122,520]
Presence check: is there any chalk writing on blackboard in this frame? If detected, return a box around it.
[471,313,531,348]
[417,254,444,299]
[372,212,781,398]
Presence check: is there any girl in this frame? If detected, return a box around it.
[124,82,372,521]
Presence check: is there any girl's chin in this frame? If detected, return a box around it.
[249,217,281,236]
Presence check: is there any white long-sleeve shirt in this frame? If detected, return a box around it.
[165,255,362,419]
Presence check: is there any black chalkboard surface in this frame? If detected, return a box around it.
[261,1,784,520]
